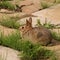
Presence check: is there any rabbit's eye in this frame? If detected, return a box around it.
[22,27,24,29]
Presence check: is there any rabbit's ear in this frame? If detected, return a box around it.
[29,17,32,24]
[26,19,29,26]
[26,18,32,27]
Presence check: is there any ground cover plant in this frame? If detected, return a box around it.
[36,19,60,29]
[0,30,22,50]
[40,0,60,10]
[0,17,21,29]
[0,1,15,10]
[54,0,60,3]
[41,1,53,9]
[36,19,55,29]
[0,0,59,60]
[20,44,56,60]
[0,18,58,60]
[51,31,60,41]
[0,30,57,60]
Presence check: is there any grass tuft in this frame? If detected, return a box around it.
[0,1,15,10]
[0,17,21,29]
[51,31,60,41]
[41,1,53,9]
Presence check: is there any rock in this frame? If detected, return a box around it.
[32,4,60,24]
[22,5,40,14]
[0,46,20,60]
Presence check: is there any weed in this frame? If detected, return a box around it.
[0,1,15,10]
[20,44,56,60]
[41,1,53,9]
[0,29,57,60]
[55,0,60,3]
[0,31,22,50]
[36,19,60,29]
[51,31,60,41]
[0,17,21,29]
[36,19,42,27]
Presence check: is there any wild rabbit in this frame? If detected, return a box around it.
[19,17,52,45]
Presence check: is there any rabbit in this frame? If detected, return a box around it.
[19,17,52,46]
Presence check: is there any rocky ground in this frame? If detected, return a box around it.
[0,0,60,60]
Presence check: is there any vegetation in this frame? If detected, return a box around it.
[54,0,60,3]
[41,1,53,9]
[0,1,15,10]
[0,31,22,50]
[51,31,60,41]
[0,17,21,29]
[20,44,56,60]
[0,0,59,60]
[36,19,60,29]
[0,30,56,60]
[43,20,55,29]
[36,19,54,29]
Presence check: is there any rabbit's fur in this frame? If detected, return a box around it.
[19,17,52,45]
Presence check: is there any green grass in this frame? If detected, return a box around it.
[20,44,56,60]
[36,19,60,29]
[0,1,15,10]
[54,0,60,3]
[41,1,53,9]
[36,19,54,29]
[43,20,56,29]
[51,31,60,41]
[0,30,22,51]
[0,17,21,29]
[0,30,56,60]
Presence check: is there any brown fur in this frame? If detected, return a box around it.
[19,17,52,45]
